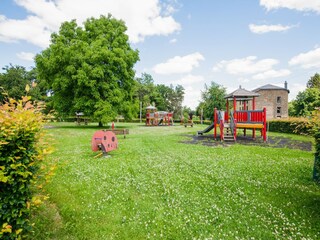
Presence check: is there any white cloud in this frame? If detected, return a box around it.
[16,52,35,61]
[289,47,320,68]
[252,69,291,80]
[249,24,295,34]
[213,56,290,80]
[183,86,202,109]
[0,0,181,48]
[0,15,52,47]
[288,83,306,101]
[170,38,177,43]
[238,77,250,83]
[260,0,320,13]
[213,56,278,75]
[172,74,205,85]
[153,52,205,75]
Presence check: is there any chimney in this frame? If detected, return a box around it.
[284,81,288,89]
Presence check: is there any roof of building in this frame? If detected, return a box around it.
[225,87,260,99]
[146,105,156,110]
[253,84,290,93]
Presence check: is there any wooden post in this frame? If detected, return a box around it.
[234,119,237,141]
[252,97,256,139]
[139,102,142,123]
[214,108,217,139]
[220,119,224,141]
[226,99,229,122]
[263,107,267,142]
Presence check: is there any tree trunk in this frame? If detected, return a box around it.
[98,121,103,127]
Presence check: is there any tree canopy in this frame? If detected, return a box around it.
[290,88,320,117]
[307,73,320,89]
[35,15,139,125]
[0,65,43,102]
[289,73,320,117]
[197,81,226,120]
[134,73,185,118]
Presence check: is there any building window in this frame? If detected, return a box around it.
[277,96,281,104]
[277,107,281,116]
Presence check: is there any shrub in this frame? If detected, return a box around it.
[311,110,320,182]
[314,131,320,182]
[0,96,49,239]
[268,118,312,135]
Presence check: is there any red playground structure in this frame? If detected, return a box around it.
[91,130,118,157]
[198,87,267,142]
[145,105,174,126]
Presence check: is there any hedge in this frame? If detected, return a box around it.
[312,110,320,182]
[0,97,49,239]
[313,131,320,182]
[268,118,313,135]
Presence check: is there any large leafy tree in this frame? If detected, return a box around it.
[0,65,27,102]
[135,73,156,116]
[307,73,320,89]
[134,73,185,118]
[0,65,43,102]
[197,81,226,120]
[35,15,139,125]
[289,73,320,117]
[0,64,32,102]
[154,84,172,111]
[153,84,184,117]
[168,84,184,117]
[290,88,320,117]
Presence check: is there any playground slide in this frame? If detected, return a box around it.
[197,123,215,135]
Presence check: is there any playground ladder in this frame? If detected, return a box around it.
[223,124,235,143]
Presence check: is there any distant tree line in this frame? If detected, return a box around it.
[0,16,186,125]
[2,15,317,123]
[0,65,186,121]
[135,73,184,118]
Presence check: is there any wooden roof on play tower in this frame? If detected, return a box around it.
[224,86,260,100]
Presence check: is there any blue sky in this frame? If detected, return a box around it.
[1,0,320,109]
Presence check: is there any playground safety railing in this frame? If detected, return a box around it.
[234,110,264,123]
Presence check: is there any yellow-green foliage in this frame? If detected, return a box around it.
[268,118,313,135]
[312,110,320,182]
[0,96,48,239]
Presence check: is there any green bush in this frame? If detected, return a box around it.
[192,119,212,125]
[268,118,312,135]
[0,97,49,239]
[314,131,320,181]
[312,110,320,182]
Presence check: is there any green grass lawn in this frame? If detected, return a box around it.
[31,122,320,239]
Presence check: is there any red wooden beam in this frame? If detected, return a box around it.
[214,108,217,139]
[252,96,256,139]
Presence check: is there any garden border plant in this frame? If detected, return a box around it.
[311,109,320,182]
[0,93,51,239]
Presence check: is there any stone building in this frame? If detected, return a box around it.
[253,82,290,119]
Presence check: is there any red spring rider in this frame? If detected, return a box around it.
[91,130,118,157]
